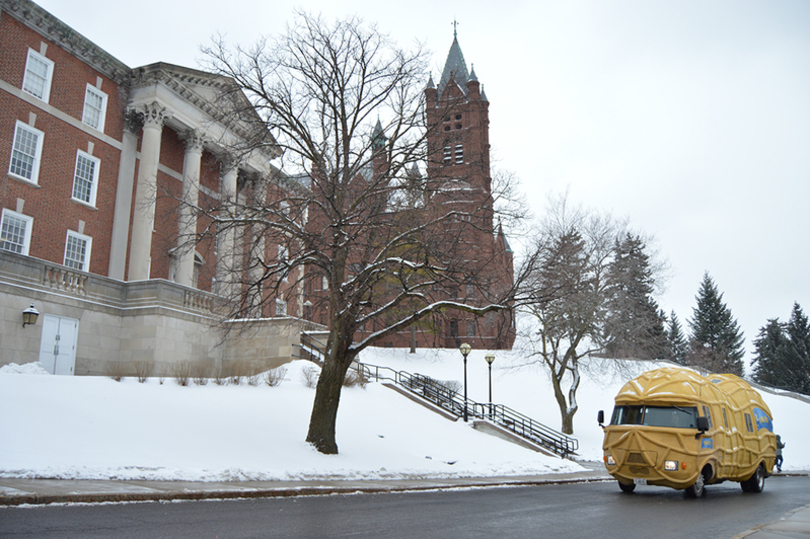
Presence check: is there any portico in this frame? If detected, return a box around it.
[110,63,281,290]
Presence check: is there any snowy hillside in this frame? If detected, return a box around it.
[1,347,807,482]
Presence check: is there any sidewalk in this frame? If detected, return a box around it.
[0,469,610,505]
[731,503,810,538]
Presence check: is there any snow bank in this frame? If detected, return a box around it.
[0,362,50,375]
[1,349,807,482]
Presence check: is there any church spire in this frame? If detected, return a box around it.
[437,26,470,99]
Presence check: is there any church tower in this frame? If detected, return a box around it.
[425,27,492,231]
[421,29,515,350]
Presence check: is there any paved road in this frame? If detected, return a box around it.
[2,476,808,538]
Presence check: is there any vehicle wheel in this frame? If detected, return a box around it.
[619,481,636,494]
[741,464,765,494]
[685,470,706,498]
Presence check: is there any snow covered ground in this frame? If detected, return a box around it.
[1,346,807,482]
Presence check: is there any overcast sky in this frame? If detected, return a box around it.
[37,0,810,365]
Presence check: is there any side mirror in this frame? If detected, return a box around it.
[696,416,709,435]
[597,410,605,427]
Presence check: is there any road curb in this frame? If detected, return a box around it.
[729,502,810,539]
[0,476,612,507]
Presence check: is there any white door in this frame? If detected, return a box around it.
[38,315,79,375]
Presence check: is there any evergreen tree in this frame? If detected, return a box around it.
[667,310,688,364]
[604,234,667,359]
[686,272,745,375]
[781,303,810,394]
[751,318,787,386]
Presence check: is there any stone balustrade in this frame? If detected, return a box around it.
[43,265,88,295]
[0,250,217,317]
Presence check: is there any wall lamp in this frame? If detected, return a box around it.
[22,304,39,328]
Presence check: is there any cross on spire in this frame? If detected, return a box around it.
[452,18,459,38]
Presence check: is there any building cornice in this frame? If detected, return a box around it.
[0,0,132,85]
[131,63,282,162]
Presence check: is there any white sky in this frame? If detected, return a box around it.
[36,0,810,365]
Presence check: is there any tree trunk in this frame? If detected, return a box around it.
[561,410,575,435]
[306,336,352,454]
[550,368,574,434]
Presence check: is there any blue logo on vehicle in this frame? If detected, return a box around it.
[701,438,713,449]
[753,408,773,432]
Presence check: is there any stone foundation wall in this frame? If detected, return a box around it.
[0,251,320,377]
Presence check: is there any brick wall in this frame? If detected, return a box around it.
[0,13,125,276]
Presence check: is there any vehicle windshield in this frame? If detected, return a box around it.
[611,405,698,429]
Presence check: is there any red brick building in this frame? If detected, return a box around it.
[0,0,305,375]
[309,32,516,350]
[0,1,513,376]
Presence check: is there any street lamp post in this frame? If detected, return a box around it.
[459,343,472,422]
[485,352,495,416]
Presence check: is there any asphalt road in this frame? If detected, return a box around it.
[2,476,809,538]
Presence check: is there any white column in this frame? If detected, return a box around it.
[128,102,169,281]
[248,178,267,316]
[175,130,205,288]
[216,157,240,299]
[108,111,141,280]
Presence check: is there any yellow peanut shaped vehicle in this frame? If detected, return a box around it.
[598,367,776,497]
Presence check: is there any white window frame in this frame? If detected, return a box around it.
[63,230,92,272]
[71,150,100,207]
[454,144,464,164]
[22,49,54,103]
[443,146,452,164]
[0,208,34,255]
[275,297,287,316]
[9,121,44,184]
[81,83,108,132]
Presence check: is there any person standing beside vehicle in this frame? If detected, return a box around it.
[776,435,786,472]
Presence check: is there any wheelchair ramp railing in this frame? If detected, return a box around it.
[351,361,578,459]
[294,332,326,364]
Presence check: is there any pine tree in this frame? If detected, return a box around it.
[781,303,810,394]
[604,234,666,359]
[686,272,745,375]
[751,318,787,386]
[667,310,688,364]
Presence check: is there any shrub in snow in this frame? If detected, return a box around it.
[227,360,249,386]
[264,366,287,387]
[133,360,155,383]
[171,361,192,386]
[212,363,228,386]
[105,361,127,382]
[301,365,319,388]
[343,369,369,388]
[247,371,262,386]
[190,360,211,386]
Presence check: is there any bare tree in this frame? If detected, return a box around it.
[517,194,624,434]
[200,13,518,454]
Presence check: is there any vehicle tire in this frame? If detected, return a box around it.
[741,464,765,494]
[619,481,636,494]
[685,470,706,498]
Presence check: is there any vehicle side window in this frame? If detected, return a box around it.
[702,406,713,429]
[744,414,754,433]
[721,408,729,429]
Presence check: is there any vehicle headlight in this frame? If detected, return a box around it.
[664,460,679,471]
[606,455,616,466]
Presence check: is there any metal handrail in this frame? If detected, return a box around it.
[350,360,578,458]
[295,332,326,364]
